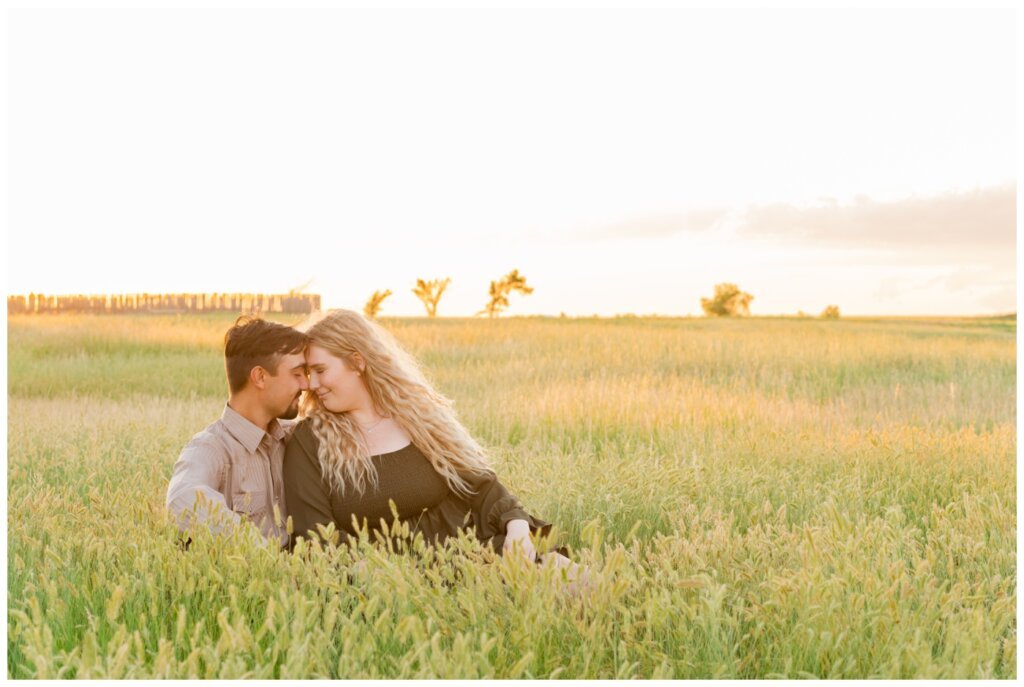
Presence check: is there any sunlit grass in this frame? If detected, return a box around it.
[7,314,1016,678]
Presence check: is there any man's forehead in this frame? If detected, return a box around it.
[281,351,307,368]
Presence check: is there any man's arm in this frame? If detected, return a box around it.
[166,437,242,536]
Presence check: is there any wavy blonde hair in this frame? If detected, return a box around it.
[298,309,494,498]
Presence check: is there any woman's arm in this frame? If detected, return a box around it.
[463,470,551,559]
[503,518,537,562]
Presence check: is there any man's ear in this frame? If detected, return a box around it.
[349,352,366,373]
[250,365,268,390]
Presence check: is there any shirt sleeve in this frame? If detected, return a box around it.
[283,422,351,549]
[166,435,242,535]
[462,469,552,543]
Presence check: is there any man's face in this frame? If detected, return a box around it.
[264,352,309,420]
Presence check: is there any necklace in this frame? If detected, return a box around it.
[357,416,386,434]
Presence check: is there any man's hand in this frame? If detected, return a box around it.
[503,519,537,563]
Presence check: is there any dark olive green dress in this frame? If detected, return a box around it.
[283,420,552,553]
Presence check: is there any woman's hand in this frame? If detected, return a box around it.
[503,519,537,562]
[351,559,369,578]
[540,552,591,596]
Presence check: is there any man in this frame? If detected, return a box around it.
[166,316,308,547]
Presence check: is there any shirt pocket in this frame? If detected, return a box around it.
[232,490,266,515]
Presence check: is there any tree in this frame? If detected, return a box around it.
[700,283,754,317]
[412,278,451,318]
[287,279,314,296]
[363,289,392,319]
[820,305,840,319]
[478,269,534,318]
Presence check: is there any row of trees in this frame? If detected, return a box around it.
[701,283,840,319]
[8,292,320,315]
[10,281,840,319]
[364,270,533,319]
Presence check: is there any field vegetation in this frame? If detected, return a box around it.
[6,313,1016,678]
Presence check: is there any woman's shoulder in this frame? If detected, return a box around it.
[286,418,320,455]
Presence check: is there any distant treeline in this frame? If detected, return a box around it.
[7,292,321,315]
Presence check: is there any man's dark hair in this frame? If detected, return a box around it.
[224,316,307,394]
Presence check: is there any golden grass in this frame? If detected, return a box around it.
[6,314,1016,678]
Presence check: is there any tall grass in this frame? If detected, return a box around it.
[7,314,1016,678]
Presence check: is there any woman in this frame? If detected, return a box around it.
[283,309,571,569]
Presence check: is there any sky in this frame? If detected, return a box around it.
[6,6,1017,316]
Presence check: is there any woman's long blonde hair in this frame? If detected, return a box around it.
[299,309,494,498]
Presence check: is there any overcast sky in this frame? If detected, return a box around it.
[7,7,1017,316]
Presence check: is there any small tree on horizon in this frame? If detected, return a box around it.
[363,289,392,319]
[287,279,314,296]
[700,283,754,317]
[412,278,451,318]
[478,269,534,318]
[821,305,841,319]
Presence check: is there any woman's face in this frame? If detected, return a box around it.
[306,344,367,414]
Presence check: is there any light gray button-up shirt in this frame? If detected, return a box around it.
[166,404,293,547]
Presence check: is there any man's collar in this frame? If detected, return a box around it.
[272,418,297,441]
[221,403,274,454]
[268,418,291,442]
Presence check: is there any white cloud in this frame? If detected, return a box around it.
[736,185,1015,247]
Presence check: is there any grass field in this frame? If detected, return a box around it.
[6,313,1017,678]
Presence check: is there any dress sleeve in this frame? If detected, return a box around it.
[462,469,552,543]
[282,422,350,549]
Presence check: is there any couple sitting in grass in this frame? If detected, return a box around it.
[166,310,577,576]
